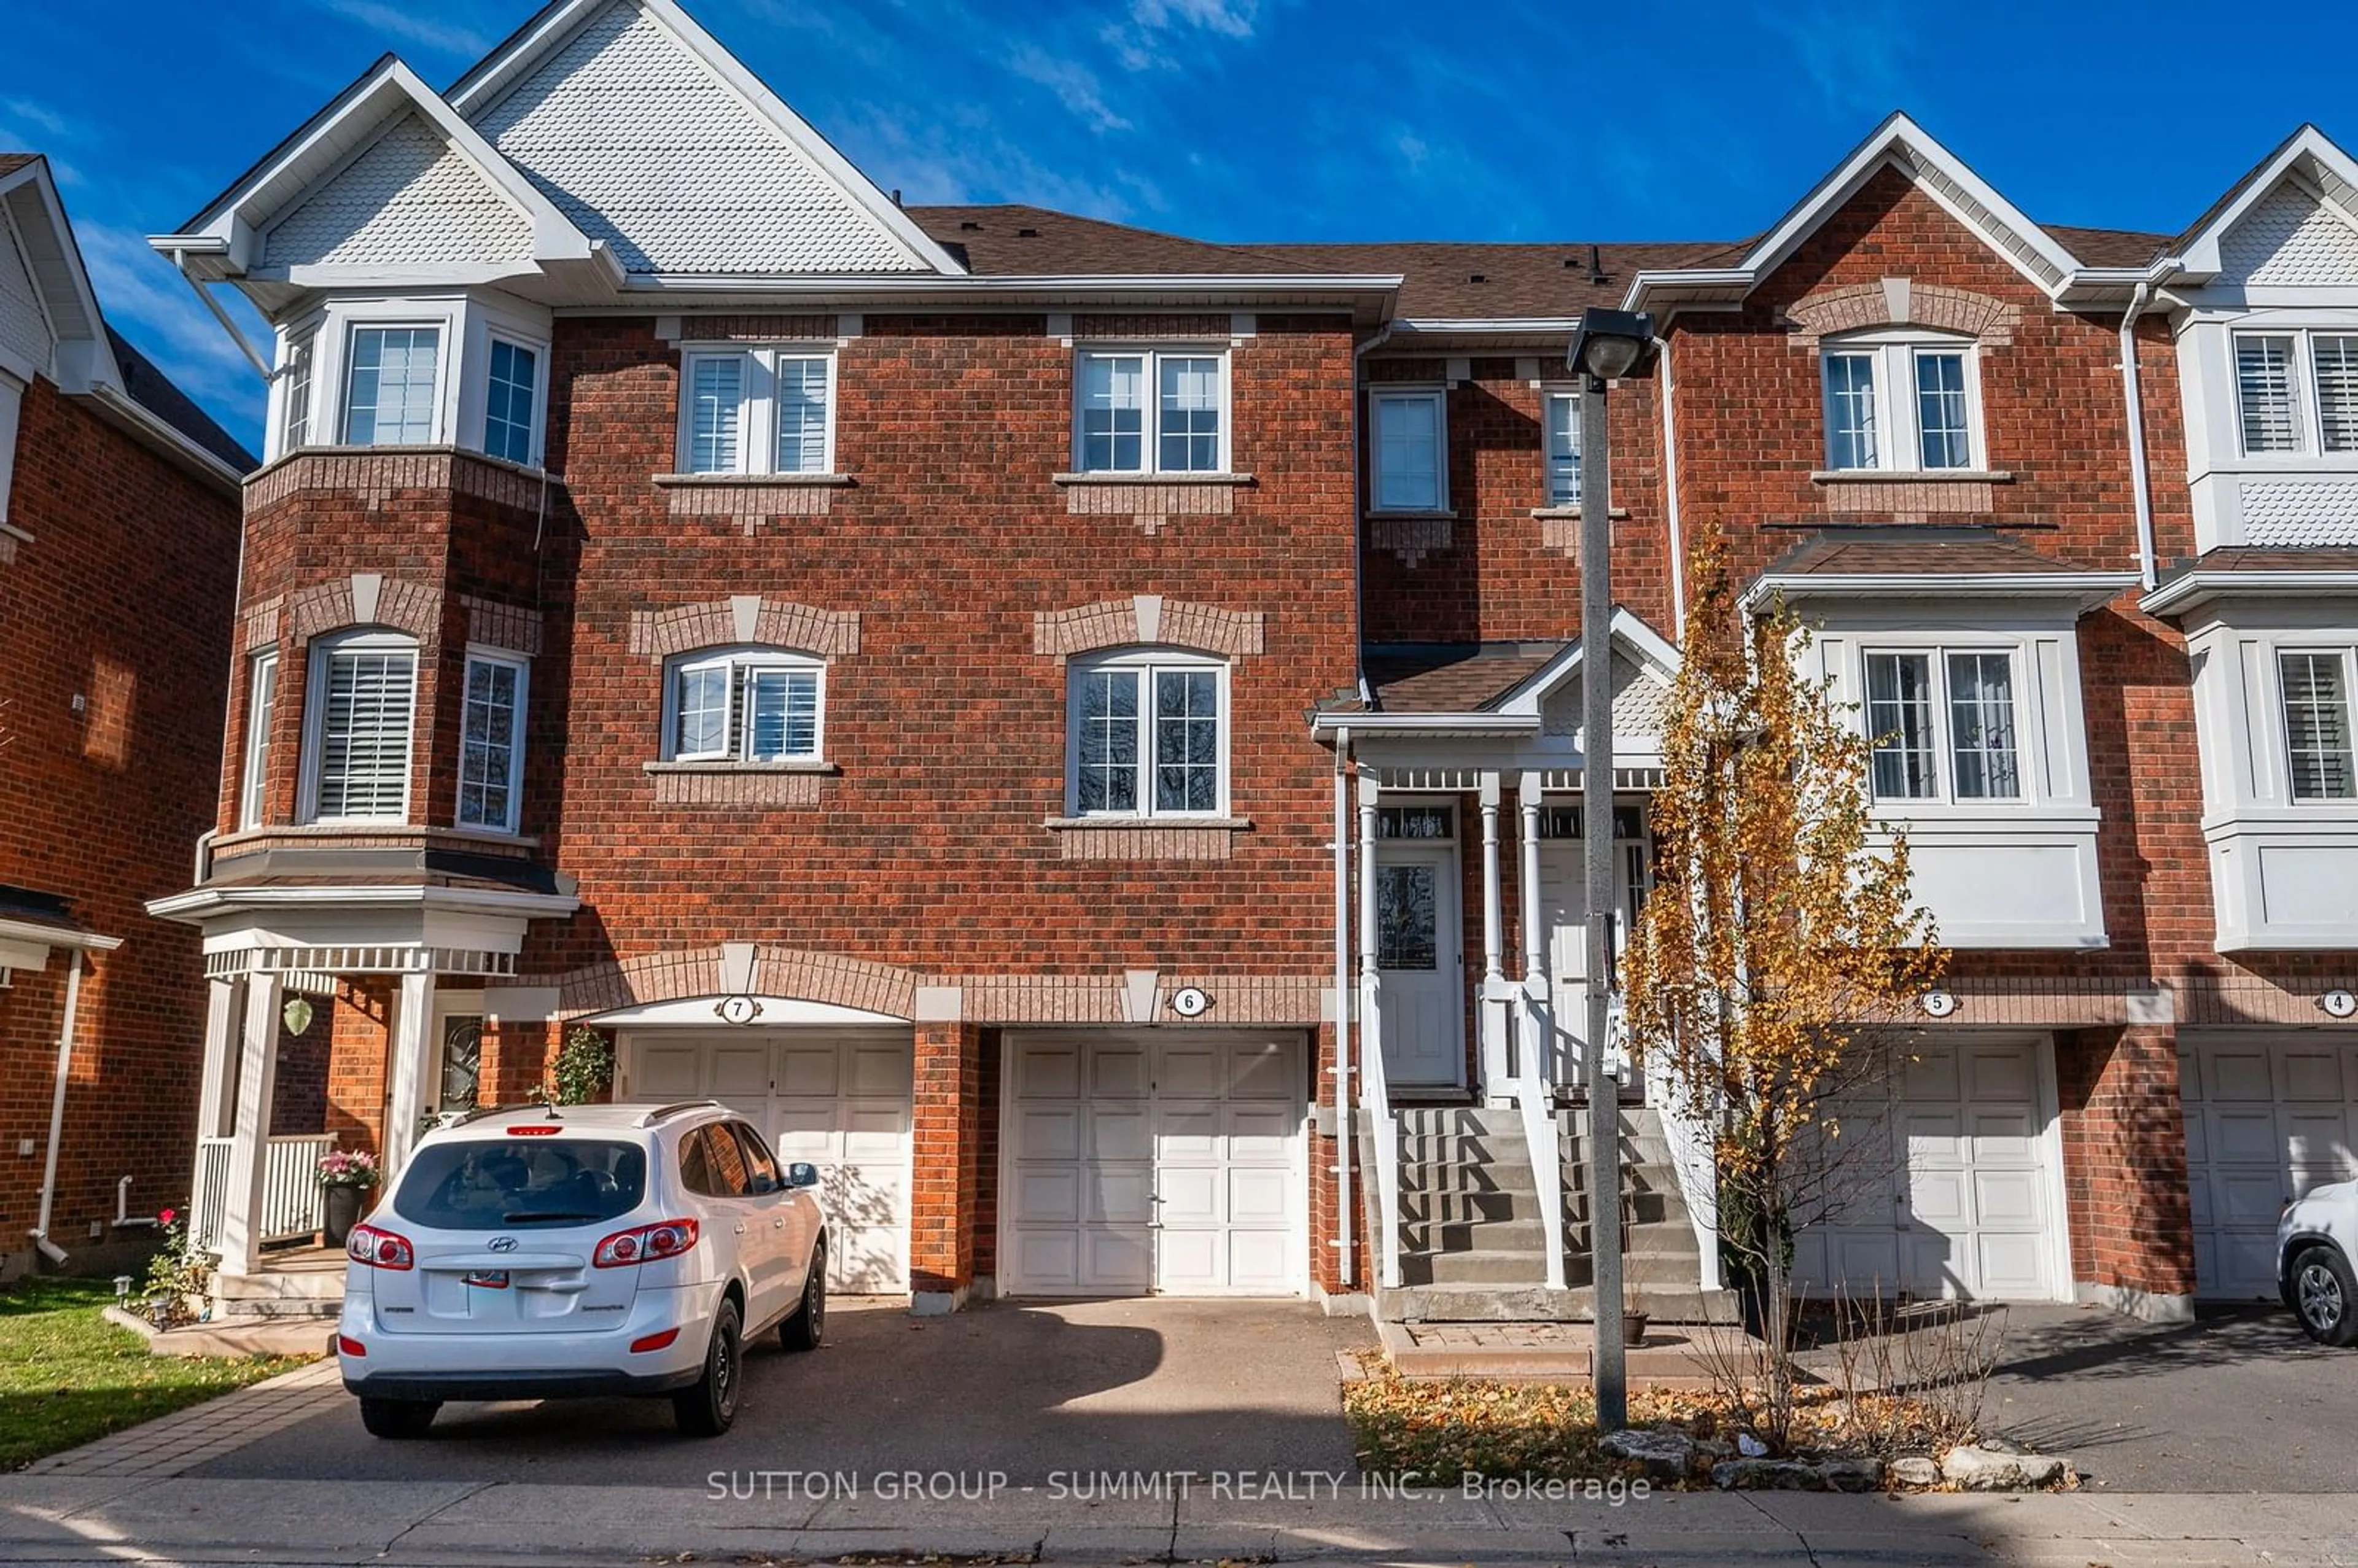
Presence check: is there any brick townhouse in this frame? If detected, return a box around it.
[0,154,252,1278]
[146,0,2358,1328]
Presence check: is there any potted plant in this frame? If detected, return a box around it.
[317,1147,379,1247]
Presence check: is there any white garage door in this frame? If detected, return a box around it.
[1794,1037,2064,1302]
[1003,1032,1304,1297]
[2182,1034,2358,1300]
[624,1029,913,1293]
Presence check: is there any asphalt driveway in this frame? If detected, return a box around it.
[187,1297,1375,1486]
[1977,1302,2358,1492]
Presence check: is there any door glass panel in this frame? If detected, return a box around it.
[1377,864,1438,971]
[439,1015,483,1111]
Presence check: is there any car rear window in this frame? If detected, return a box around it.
[394,1138,647,1230]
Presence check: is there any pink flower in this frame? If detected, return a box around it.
[157,1207,177,1227]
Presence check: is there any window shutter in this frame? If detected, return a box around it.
[317,650,416,818]
[2316,337,2358,453]
[2236,335,2301,452]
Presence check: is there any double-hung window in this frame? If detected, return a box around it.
[342,325,441,445]
[456,651,528,833]
[1543,389,1581,506]
[306,632,418,822]
[239,651,278,829]
[1068,651,1227,818]
[2280,649,2357,801]
[1820,333,1981,473]
[2233,330,2358,456]
[1075,349,1226,475]
[278,333,315,457]
[1371,387,1446,510]
[678,347,836,475]
[1864,647,2021,802]
[663,649,823,763]
[483,338,541,465]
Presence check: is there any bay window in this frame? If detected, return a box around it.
[1075,349,1226,475]
[483,338,540,465]
[456,651,528,833]
[239,650,278,829]
[2280,649,2357,801]
[1864,647,2021,802]
[1067,650,1227,817]
[677,347,836,476]
[305,632,418,822]
[1371,387,1445,510]
[2233,330,2358,456]
[278,333,315,457]
[1820,332,1981,473]
[662,648,823,763]
[342,325,441,445]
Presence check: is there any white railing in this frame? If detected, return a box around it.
[1358,975,1403,1290]
[192,1134,333,1251]
[1644,1035,1722,1293]
[1514,1074,1566,1290]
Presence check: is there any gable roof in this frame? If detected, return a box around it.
[2166,123,2358,284]
[447,0,965,277]
[1322,610,1679,725]
[106,329,255,472]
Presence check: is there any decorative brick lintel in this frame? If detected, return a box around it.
[1053,472,1253,536]
[628,597,861,659]
[553,944,917,1021]
[1818,478,1999,518]
[288,573,443,643]
[1784,279,2021,349]
[1033,594,1266,661]
[461,595,544,656]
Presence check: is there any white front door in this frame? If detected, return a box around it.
[1793,1036,2065,1302]
[623,1028,914,1292]
[1375,839,1465,1088]
[2182,1033,2358,1299]
[1003,1032,1305,1295]
[1539,837,1638,1085]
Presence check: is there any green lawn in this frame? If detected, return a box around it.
[0,1278,311,1469]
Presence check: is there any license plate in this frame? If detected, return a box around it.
[462,1270,510,1289]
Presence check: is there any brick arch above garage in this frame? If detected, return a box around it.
[553,944,918,1020]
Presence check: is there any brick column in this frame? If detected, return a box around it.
[910,1020,984,1314]
[2056,1025,2197,1322]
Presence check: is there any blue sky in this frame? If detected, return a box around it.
[2,0,2348,449]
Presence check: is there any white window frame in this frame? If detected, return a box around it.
[1859,642,2029,805]
[339,321,447,447]
[2230,328,2358,459]
[455,648,529,834]
[1070,347,1231,476]
[238,650,279,830]
[277,331,316,459]
[479,333,545,468]
[299,629,419,825]
[658,647,827,764]
[2275,645,2358,803]
[1369,386,1448,512]
[1818,330,1985,473]
[1541,386,1581,506]
[673,345,838,477]
[1064,648,1231,820]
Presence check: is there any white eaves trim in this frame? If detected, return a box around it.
[154,55,594,277]
[1308,711,1536,737]
[0,917,122,955]
[2169,125,2358,284]
[1745,571,2140,616]
[446,0,967,278]
[617,271,1406,297]
[0,158,121,395]
[2141,569,2358,618]
[145,882,582,925]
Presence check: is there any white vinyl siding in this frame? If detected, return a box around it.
[239,651,278,830]
[2280,650,2357,802]
[456,652,527,833]
[483,339,540,465]
[679,347,835,476]
[663,649,823,763]
[1371,388,1444,511]
[1075,349,1226,475]
[309,638,417,822]
[1866,648,2021,803]
[1544,389,1581,506]
[1068,652,1226,818]
[1821,335,1980,473]
[341,325,440,446]
[2236,333,2302,454]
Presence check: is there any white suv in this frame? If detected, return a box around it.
[2278,1179,2358,1346]
[337,1100,827,1438]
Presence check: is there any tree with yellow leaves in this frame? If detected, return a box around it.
[1624,538,1945,1443]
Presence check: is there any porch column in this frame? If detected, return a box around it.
[384,970,435,1179]
[217,972,282,1278]
[1477,772,1511,1103]
[1355,774,1382,1092]
[1517,771,1552,1087]
[193,978,241,1141]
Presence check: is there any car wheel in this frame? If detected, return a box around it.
[357,1397,439,1439]
[782,1240,826,1353]
[2291,1246,2358,1347]
[674,1297,744,1435]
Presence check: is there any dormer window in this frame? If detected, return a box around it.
[1820,331,1981,472]
[342,325,442,446]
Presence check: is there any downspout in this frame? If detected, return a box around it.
[1331,726,1353,1290]
[2118,264,2177,592]
[1658,333,1687,635]
[30,953,86,1264]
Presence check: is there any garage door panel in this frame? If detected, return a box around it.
[1902,1050,1960,1100]
[1158,1046,1223,1100]
[1229,1165,1291,1225]
[774,1046,839,1098]
[1158,1230,1218,1292]
[1226,1230,1293,1292]
[2211,1109,2281,1163]
[1229,1105,1297,1159]
[1086,1228,1153,1289]
[1977,1233,2046,1297]
[1229,1044,1293,1099]
[2186,1036,2358,1297]
[1016,1168,1078,1225]
[1967,1048,2036,1102]
[1908,1170,1969,1226]
[1158,1106,1221,1158]
[847,1046,912,1098]
[1016,1230,1078,1289]
[1157,1166,1222,1225]
[1092,1048,1150,1097]
[2279,1050,2345,1102]
[1018,1108,1079,1160]
[2183,1112,2210,1165]
[2211,1052,2274,1101]
[1020,1046,1081,1098]
[636,1046,702,1098]
[1090,1107,1152,1161]
[1972,1169,2041,1225]
[708,1046,771,1098]
[2284,1112,2352,1166]
[2215,1170,2284,1225]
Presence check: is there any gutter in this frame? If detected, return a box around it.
[2142,569,2358,618]
[1659,335,1686,635]
[1743,571,2142,616]
[1307,711,1537,737]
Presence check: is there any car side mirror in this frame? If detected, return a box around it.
[786,1162,820,1190]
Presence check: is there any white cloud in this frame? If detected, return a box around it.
[1105,0,1261,71]
[319,0,493,59]
[1,97,73,138]
[1007,45,1130,134]
[74,222,265,437]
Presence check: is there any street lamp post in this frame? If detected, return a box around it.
[1565,306,1657,1433]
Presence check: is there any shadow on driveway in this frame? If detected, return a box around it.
[188,1297,1374,1487]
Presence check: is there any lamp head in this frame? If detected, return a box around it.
[1567,307,1659,384]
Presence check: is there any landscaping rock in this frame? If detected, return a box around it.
[1600,1429,1697,1477]
[1977,1434,2027,1456]
[1736,1432,1770,1457]
[1711,1458,1823,1490]
[1815,1457,1885,1492]
[1942,1445,2067,1490]
[1886,1456,1942,1489]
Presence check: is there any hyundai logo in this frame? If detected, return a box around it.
[487,1235,519,1253]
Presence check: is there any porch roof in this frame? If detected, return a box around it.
[0,885,122,961]
[1356,642,1570,715]
[2142,546,2358,617]
[1745,527,2138,613]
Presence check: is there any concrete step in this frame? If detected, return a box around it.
[211,1268,344,1302]
[1396,1107,1525,1138]
[1396,1189,1534,1225]
[1378,1281,1740,1325]
[1398,1249,1551,1286]
[1398,1164,1539,1197]
[209,1295,342,1321]
[1398,1216,1549,1254]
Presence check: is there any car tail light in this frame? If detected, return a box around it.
[594,1217,699,1268]
[629,1327,681,1354]
[336,1334,367,1357]
[346,1223,414,1270]
[506,1125,562,1136]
